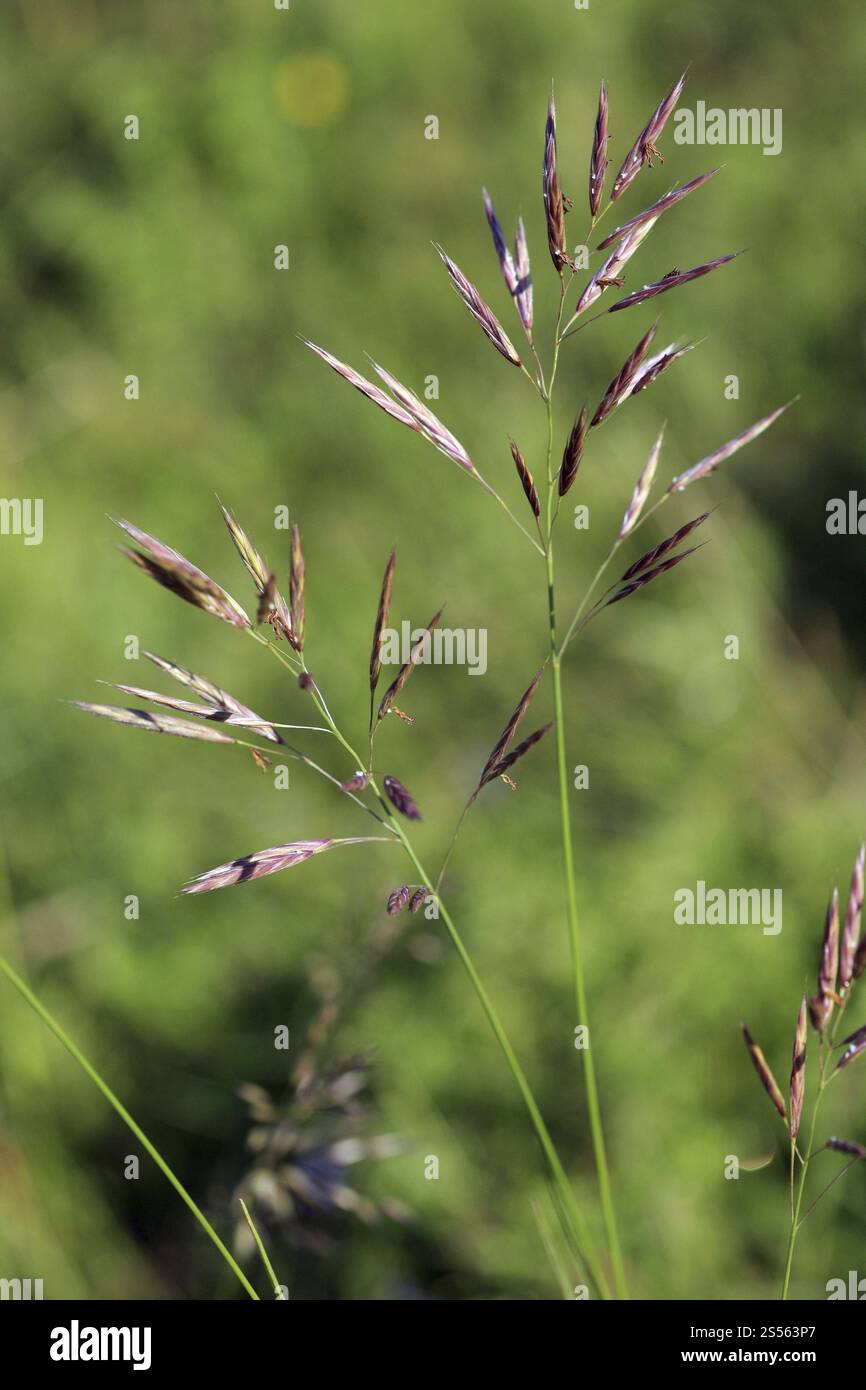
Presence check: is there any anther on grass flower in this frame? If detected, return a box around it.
[409,888,427,913]
[810,888,839,1035]
[221,505,292,639]
[588,81,609,218]
[387,886,411,915]
[476,669,544,795]
[619,426,664,538]
[590,322,658,426]
[370,548,396,698]
[289,524,305,652]
[383,776,422,822]
[510,441,540,518]
[181,838,389,895]
[114,518,251,629]
[840,844,864,990]
[740,1023,787,1124]
[790,996,808,1140]
[827,1137,866,1159]
[434,245,522,367]
[835,1023,866,1072]
[597,170,719,250]
[611,70,686,201]
[609,253,741,313]
[558,407,587,497]
[620,512,710,584]
[377,608,443,723]
[542,92,567,273]
[668,402,794,492]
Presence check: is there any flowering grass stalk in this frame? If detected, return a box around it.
[742,845,866,1298]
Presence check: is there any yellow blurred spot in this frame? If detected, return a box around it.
[274,53,348,128]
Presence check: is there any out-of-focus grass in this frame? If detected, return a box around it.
[1,0,865,1299]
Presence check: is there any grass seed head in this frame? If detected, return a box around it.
[383,775,422,821]
[740,1022,787,1124]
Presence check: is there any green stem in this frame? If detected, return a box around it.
[543,290,628,1299]
[238,1198,285,1298]
[383,812,610,1299]
[0,955,259,1301]
[257,633,609,1295]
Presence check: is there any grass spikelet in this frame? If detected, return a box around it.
[370,547,397,697]
[476,669,544,794]
[409,889,427,913]
[840,844,864,990]
[510,441,540,519]
[482,187,518,295]
[611,71,686,201]
[289,524,305,652]
[603,545,704,609]
[484,722,553,786]
[790,996,808,1139]
[668,402,794,492]
[220,505,292,638]
[387,886,411,915]
[109,683,283,744]
[383,776,422,821]
[434,245,522,366]
[514,216,533,339]
[740,1022,787,1124]
[70,701,237,744]
[588,80,609,219]
[114,518,251,629]
[377,608,443,722]
[301,339,417,428]
[574,220,657,317]
[591,322,658,426]
[810,888,840,1034]
[827,1137,866,1158]
[558,407,587,497]
[542,92,567,273]
[609,253,741,313]
[620,512,710,583]
[181,837,389,895]
[597,170,718,250]
[835,1023,866,1072]
[619,426,664,537]
[369,361,475,474]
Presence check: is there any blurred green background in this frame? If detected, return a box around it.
[1,0,866,1301]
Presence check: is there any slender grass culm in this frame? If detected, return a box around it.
[2,70,797,1300]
